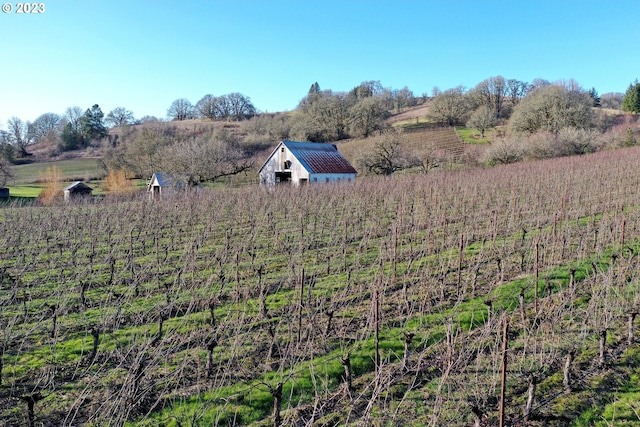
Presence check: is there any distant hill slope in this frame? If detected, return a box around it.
[404,126,468,162]
[338,125,469,170]
[386,102,431,125]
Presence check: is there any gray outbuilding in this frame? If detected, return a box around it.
[147,173,185,199]
[63,182,93,201]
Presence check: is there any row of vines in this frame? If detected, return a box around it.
[2,146,640,426]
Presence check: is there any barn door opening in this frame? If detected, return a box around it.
[275,171,292,183]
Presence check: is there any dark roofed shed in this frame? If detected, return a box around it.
[63,182,93,201]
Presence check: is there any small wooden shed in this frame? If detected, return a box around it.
[0,187,9,199]
[147,173,183,199]
[63,182,93,201]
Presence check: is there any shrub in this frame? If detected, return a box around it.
[103,169,136,194]
[38,166,63,205]
[486,127,606,166]
[596,124,635,149]
[481,138,527,166]
[525,131,557,160]
[550,127,601,156]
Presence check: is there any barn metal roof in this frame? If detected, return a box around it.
[64,181,93,191]
[279,141,357,174]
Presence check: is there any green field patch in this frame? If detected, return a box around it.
[455,126,493,144]
[10,158,105,185]
[4,185,42,198]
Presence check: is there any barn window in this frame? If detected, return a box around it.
[284,160,292,169]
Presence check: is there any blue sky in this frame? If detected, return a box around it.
[1,0,639,126]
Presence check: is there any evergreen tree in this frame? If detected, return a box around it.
[80,104,108,142]
[60,122,83,150]
[588,87,601,107]
[624,127,637,147]
[308,82,320,94]
[622,80,640,114]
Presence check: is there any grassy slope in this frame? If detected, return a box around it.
[11,158,104,184]
[7,158,106,197]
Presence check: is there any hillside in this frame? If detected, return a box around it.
[25,119,224,163]
[8,104,460,191]
[338,125,470,171]
[8,103,640,198]
[23,107,429,163]
[2,146,640,426]
[387,103,432,125]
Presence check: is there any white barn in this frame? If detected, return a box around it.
[259,140,357,186]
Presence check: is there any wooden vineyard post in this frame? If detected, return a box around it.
[519,289,527,328]
[563,350,574,391]
[393,223,398,281]
[209,299,216,328]
[457,233,464,296]
[86,327,100,365]
[534,239,539,315]
[297,268,305,345]
[499,316,508,427]
[402,332,414,371]
[271,382,283,427]
[524,373,537,421]
[206,338,217,379]
[324,310,334,337]
[340,354,352,395]
[235,252,240,301]
[20,392,43,427]
[374,289,380,385]
[628,312,637,345]
[599,329,607,367]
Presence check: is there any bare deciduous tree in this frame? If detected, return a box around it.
[473,76,507,119]
[600,92,624,109]
[29,112,62,143]
[506,78,531,108]
[358,129,418,175]
[105,107,135,128]
[63,106,84,131]
[167,98,194,121]
[348,96,389,138]
[195,93,256,121]
[162,131,253,186]
[0,147,13,186]
[467,105,497,138]
[428,85,470,126]
[6,117,33,157]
